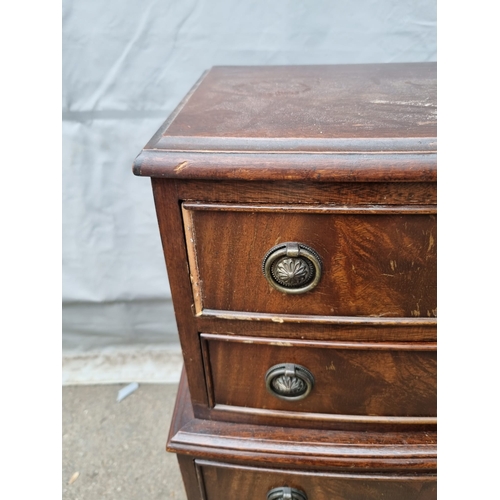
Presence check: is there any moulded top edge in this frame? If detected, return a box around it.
[133,149,437,182]
[134,64,437,181]
[149,136,437,154]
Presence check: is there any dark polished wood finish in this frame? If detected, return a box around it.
[163,64,436,141]
[150,175,437,429]
[197,461,437,500]
[176,180,437,206]
[135,63,437,499]
[169,370,436,498]
[183,203,436,318]
[134,64,436,182]
[201,334,436,421]
[168,369,437,471]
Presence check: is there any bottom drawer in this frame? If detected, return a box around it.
[195,460,437,500]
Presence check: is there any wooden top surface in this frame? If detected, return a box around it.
[166,64,436,141]
[134,64,437,182]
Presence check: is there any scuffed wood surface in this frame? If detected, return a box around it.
[202,334,436,419]
[168,369,437,470]
[176,180,437,205]
[146,62,438,499]
[133,64,437,181]
[184,205,437,318]
[162,64,437,142]
[135,150,436,182]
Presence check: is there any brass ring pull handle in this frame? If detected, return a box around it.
[265,363,315,401]
[267,487,308,500]
[262,242,322,294]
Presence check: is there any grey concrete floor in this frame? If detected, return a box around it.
[62,384,187,500]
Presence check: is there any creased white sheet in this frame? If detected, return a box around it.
[62,0,436,352]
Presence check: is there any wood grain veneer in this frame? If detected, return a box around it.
[183,203,437,318]
[168,369,437,471]
[200,334,436,423]
[197,460,437,500]
[135,63,437,499]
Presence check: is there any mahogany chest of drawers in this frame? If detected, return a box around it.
[134,63,437,500]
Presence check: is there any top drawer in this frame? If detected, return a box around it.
[182,203,436,320]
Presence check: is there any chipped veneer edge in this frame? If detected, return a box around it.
[182,205,204,315]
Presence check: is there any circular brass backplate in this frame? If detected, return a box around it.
[265,363,315,401]
[262,242,322,294]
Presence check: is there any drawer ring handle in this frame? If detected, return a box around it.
[262,242,322,294]
[267,486,308,500]
[265,363,315,401]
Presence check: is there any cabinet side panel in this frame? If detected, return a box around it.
[151,179,208,406]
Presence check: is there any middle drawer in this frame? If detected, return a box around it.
[201,333,436,424]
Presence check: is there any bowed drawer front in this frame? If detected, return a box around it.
[182,203,437,319]
[201,334,436,423]
[196,460,437,500]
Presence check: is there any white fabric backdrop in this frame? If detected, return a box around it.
[62,0,436,351]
